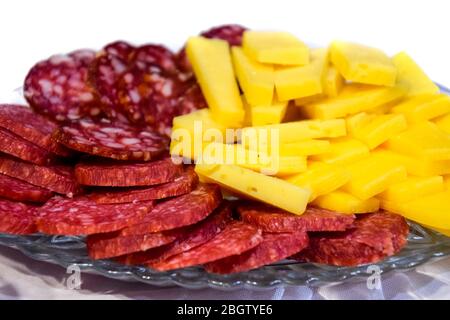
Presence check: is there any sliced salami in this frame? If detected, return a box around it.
[89,166,198,203]
[119,184,222,236]
[0,198,36,235]
[238,202,355,233]
[0,155,80,196]
[205,232,309,274]
[75,157,182,187]
[0,173,53,203]
[0,104,70,157]
[24,49,102,121]
[176,83,207,115]
[293,211,409,266]
[37,197,154,235]
[55,118,169,161]
[87,227,184,260]
[150,221,263,271]
[120,201,232,265]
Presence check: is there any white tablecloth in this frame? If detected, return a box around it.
[1,245,449,300]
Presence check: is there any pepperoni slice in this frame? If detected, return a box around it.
[87,228,184,260]
[0,126,55,165]
[205,232,309,274]
[0,198,37,235]
[0,173,53,203]
[54,118,169,161]
[119,201,232,265]
[75,157,182,187]
[0,104,70,157]
[119,184,222,236]
[0,155,81,196]
[24,49,102,121]
[293,211,409,266]
[89,166,198,203]
[150,221,263,271]
[36,197,154,235]
[238,202,355,233]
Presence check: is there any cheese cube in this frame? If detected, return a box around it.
[311,138,370,165]
[195,163,311,214]
[378,176,444,203]
[275,48,328,101]
[250,100,288,126]
[243,31,309,66]
[392,52,439,96]
[330,41,397,86]
[313,191,380,214]
[294,94,324,106]
[346,113,407,149]
[342,153,408,200]
[232,47,274,106]
[186,37,244,127]
[323,65,344,97]
[391,94,450,123]
[381,191,450,230]
[385,121,450,161]
[434,113,450,134]
[375,149,450,177]
[301,84,406,119]
[286,161,351,201]
[240,119,346,146]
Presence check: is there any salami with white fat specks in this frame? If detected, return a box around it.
[75,157,182,187]
[150,221,263,271]
[119,201,232,266]
[89,166,198,203]
[0,198,37,235]
[205,232,309,274]
[54,118,169,161]
[0,173,52,203]
[87,227,185,260]
[24,49,102,121]
[0,104,70,157]
[0,155,81,196]
[0,126,55,165]
[37,197,154,235]
[293,211,409,266]
[238,202,355,233]
[119,184,222,236]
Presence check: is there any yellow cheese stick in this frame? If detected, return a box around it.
[312,191,380,214]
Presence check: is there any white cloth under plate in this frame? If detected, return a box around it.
[0,246,449,300]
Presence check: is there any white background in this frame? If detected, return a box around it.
[0,0,450,100]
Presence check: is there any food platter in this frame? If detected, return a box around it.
[0,219,449,290]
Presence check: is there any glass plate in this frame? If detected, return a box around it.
[0,221,450,290]
[0,85,449,290]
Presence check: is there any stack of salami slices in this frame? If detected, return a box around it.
[0,24,410,274]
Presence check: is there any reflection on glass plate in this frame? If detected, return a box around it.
[0,85,449,290]
[0,221,450,290]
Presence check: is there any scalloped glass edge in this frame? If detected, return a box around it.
[0,85,449,290]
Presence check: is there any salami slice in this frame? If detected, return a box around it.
[37,197,154,235]
[0,155,80,196]
[55,118,169,161]
[293,211,409,266]
[75,157,182,187]
[0,104,70,157]
[0,198,36,235]
[150,221,263,271]
[0,126,55,165]
[89,166,198,203]
[205,231,309,274]
[24,49,102,121]
[119,184,222,236]
[120,201,232,265]
[0,173,53,203]
[238,202,355,233]
[176,83,207,115]
[87,227,184,260]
